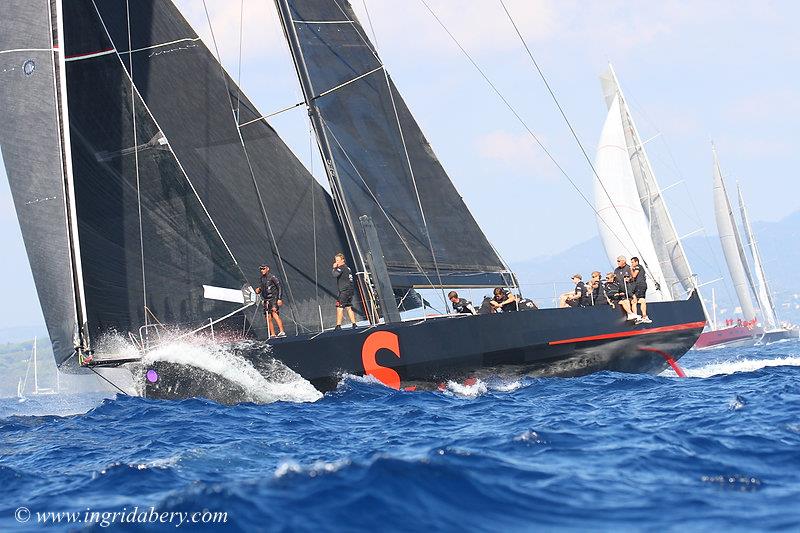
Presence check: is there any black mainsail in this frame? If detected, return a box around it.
[276,0,513,289]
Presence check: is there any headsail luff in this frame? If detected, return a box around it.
[594,94,671,301]
[600,66,698,297]
[276,0,512,289]
[712,148,757,321]
[0,0,86,366]
[737,184,778,329]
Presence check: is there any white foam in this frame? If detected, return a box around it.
[490,380,524,392]
[137,335,322,404]
[684,357,800,378]
[444,378,488,398]
[274,459,350,478]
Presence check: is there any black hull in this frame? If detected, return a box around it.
[144,293,706,401]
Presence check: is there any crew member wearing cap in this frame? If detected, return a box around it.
[254,264,285,338]
[559,274,587,308]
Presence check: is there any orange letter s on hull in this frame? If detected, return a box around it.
[361,331,401,389]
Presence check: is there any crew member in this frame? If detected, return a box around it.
[603,272,639,321]
[448,291,477,315]
[490,287,518,313]
[255,264,285,338]
[559,274,587,308]
[630,257,652,324]
[614,256,634,299]
[333,253,357,329]
[585,271,602,306]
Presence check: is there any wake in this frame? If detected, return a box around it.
[682,356,800,378]
[93,331,322,404]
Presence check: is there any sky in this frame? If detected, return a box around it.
[2,0,799,328]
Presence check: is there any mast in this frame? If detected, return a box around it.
[712,146,757,322]
[737,184,778,329]
[711,287,717,331]
[33,337,40,394]
[273,0,377,322]
[53,0,90,356]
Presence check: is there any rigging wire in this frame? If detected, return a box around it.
[418,0,645,278]
[125,0,149,326]
[201,0,303,333]
[333,0,448,308]
[493,0,661,284]
[87,366,129,396]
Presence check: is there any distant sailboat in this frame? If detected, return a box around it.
[17,338,59,398]
[696,147,797,348]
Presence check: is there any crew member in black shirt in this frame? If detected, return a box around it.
[559,274,587,307]
[603,271,639,320]
[490,287,518,312]
[255,264,285,337]
[614,256,634,298]
[630,257,652,324]
[584,271,602,306]
[448,291,477,315]
[332,253,357,329]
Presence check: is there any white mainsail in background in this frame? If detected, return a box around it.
[594,93,671,300]
[712,148,757,322]
[737,184,779,330]
[599,66,700,299]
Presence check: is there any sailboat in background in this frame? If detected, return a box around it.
[1,0,706,403]
[695,148,797,349]
[17,338,60,399]
[594,66,706,305]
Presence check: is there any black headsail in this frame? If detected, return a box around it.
[0,1,88,367]
[275,0,513,290]
[22,0,354,361]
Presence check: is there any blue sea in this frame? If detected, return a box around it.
[2,341,800,532]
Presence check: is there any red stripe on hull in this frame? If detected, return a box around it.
[549,321,706,346]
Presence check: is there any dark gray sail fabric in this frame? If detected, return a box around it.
[61,0,353,343]
[0,1,81,366]
[284,0,510,288]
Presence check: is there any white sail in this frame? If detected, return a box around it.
[594,94,672,301]
[601,66,698,297]
[737,184,778,329]
[712,149,757,321]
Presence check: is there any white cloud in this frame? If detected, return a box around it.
[475,129,554,181]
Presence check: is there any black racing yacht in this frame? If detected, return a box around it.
[0,0,705,402]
